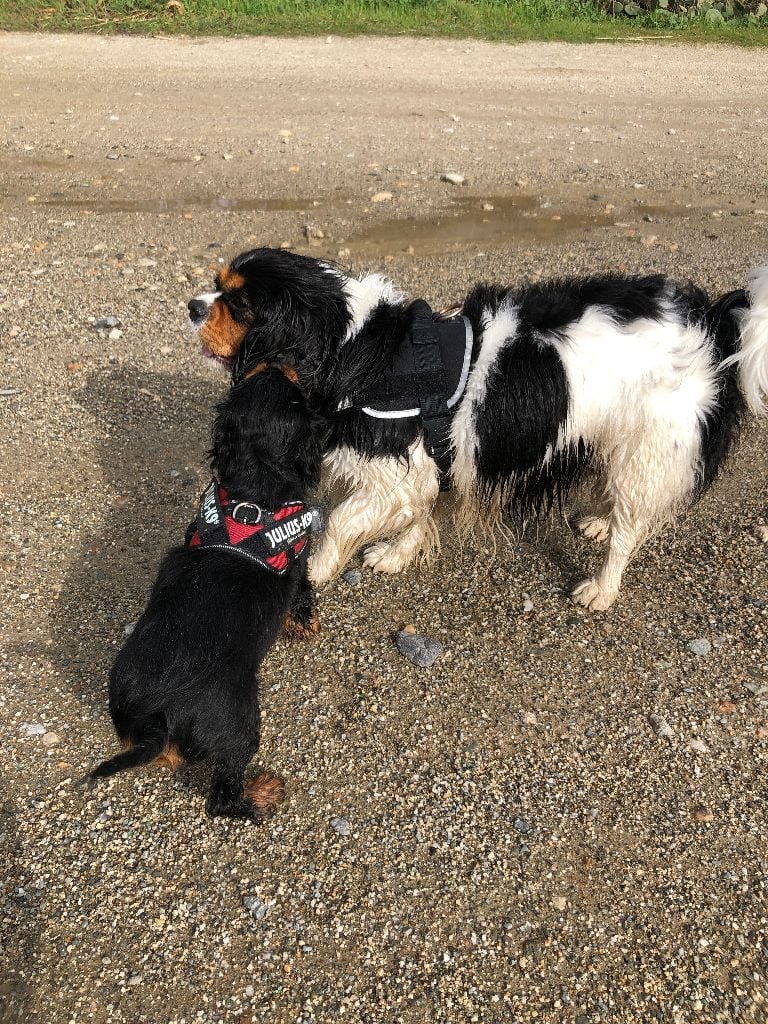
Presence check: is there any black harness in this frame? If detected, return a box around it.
[346,300,473,490]
[185,480,323,575]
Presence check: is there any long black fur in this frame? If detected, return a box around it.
[87,368,325,820]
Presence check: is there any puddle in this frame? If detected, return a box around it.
[29,195,316,214]
[342,196,614,256]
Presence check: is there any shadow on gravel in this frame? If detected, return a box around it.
[49,366,221,713]
[0,799,41,1022]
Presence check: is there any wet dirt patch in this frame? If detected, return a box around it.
[28,195,317,214]
[342,195,615,256]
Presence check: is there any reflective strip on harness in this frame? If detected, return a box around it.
[342,302,473,488]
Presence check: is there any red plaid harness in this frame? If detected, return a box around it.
[185,481,322,575]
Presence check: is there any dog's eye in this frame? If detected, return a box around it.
[222,291,251,321]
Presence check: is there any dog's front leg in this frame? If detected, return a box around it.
[283,560,319,640]
[309,487,393,583]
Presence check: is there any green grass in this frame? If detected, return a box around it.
[1,0,766,45]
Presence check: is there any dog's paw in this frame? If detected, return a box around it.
[576,515,610,543]
[282,613,320,642]
[244,772,286,817]
[753,523,768,542]
[571,577,618,612]
[308,546,340,584]
[363,541,410,574]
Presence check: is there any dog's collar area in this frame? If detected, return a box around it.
[338,300,473,490]
[185,481,323,574]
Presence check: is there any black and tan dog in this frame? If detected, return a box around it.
[86,364,325,821]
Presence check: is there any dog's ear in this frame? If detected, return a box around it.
[292,409,328,489]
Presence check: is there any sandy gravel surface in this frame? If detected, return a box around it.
[1,31,767,1024]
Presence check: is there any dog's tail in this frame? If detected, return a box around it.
[85,720,168,783]
[717,266,768,415]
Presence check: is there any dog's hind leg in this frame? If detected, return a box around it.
[575,480,613,544]
[207,753,284,822]
[571,514,641,611]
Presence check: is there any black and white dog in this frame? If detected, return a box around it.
[188,249,768,609]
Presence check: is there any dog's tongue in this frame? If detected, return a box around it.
[201,344,233,369]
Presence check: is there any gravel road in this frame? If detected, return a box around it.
[1,31,767,1024]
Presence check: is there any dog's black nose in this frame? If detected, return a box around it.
[188,299,209,323]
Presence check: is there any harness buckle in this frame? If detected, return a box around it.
[230,501,263,525]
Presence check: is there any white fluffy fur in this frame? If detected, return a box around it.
[730,266,768,415]
[308,441,440,583]
[193,291,222,308]
[336,271,406,344]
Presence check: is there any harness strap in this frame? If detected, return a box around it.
[407,300,454,487]
[185,481,323,575]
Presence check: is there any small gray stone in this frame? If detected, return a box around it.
[649,713,674,740]
[123,621,137,637]
[687,638,711,656]
[624,2,642,13]
[20,723,45,737]
[705,7,725,20]
[744,680,768,697]
[93,316,122,330]
[513,817,531,834]
[127,974,142,986]
[440,172,465,186]
[0,388,20,397]
[243,895,269,920]
[341,568,361,587]
[395,630,443,668]
[41,731,60,748]
[331,817,351,837]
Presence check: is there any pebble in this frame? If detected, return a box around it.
[331,817,351,837]
[521,592,534,613]
[395,629,442,668]
[521,711,538,726]
[136,258,157,268]
[440,173,465,186]
[371,192,393,203]
[20,723,46,736]
[688,738,709,753]
[692,805,714,823]
[482,202,494,211]
[686,638,711,656]
[552,896,567,911]
[123,621,136,637]
[341,568,361,586]
[649,713,675,740]
[0,388,20,396]
[42,731,60,748]
[93,316,121,330]
[243,895,269,920]
[108,328,123,341]
[513,818,532,834]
